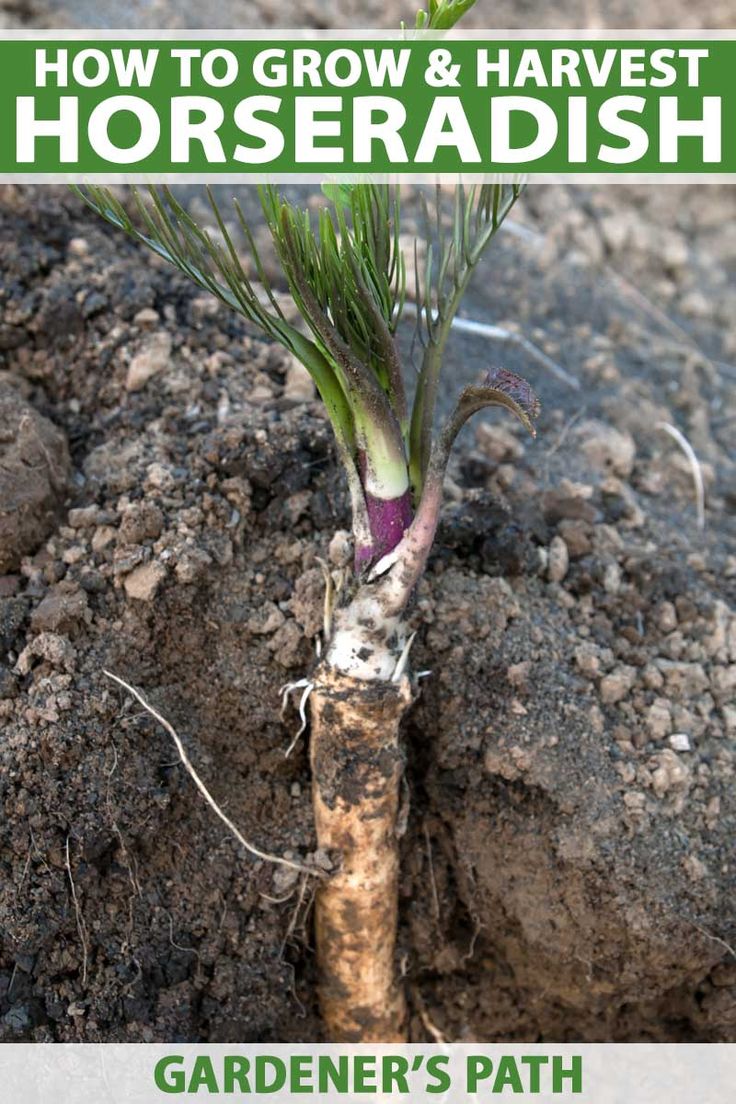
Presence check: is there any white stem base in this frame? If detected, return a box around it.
[325,592,406,682]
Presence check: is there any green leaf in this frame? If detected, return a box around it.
[449,367,541,440]
[408,179,524,495]
[320,181,354,209]
[415,0,477,30]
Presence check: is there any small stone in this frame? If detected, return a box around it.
[669,733,691,752]
[662,234,688,269]
[645,697,672,740]
[599,664,637,704]
[68,506,102,529]
[133,307,160,327]
[91,526,117,553]
[651,748,689,797]
[705,796,721,831]
[547,535,569,583]
[283,356,316,402]
[574,645,600,679]
[655,601,678,633]
[642,663,664,690]
[67,237,89,257]
[82,292,107,319]
[125,331,172,392]
[702,600,733,660]
[507,661,531,690]
[119,502,164,545]
[602,561,622,595]
[686,552,707,572]
[679,290,710,318]
[62,544,86,565]
[248,383,274,403]
[559,478,594,501]
[123,561,166,601]
[672,705,697,734]
[600,213,631,252]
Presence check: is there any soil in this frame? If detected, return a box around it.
[1,0,735,1045]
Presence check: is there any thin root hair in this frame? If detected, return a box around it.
[103,670,323,879]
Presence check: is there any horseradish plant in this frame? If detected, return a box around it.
[76,0,540,1044]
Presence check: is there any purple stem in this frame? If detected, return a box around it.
[355,489,413,571]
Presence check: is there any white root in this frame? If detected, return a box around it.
[280,677,311,717]
[309,668,412,1041]
[104,670,321,878]
[656,421,706,531]
[392,631,417,684]
[281,680,314,757]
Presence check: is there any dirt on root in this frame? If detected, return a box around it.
[0,166,734,1047]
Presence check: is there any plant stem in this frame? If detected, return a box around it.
[351,413,413,571]
[357,488,414,571]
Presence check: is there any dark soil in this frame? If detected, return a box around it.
[1,0,735,1046]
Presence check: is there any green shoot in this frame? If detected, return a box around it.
[73,175,533,575]
[414,0,478,31]
[408,179,524,495]
[72,1,538,584]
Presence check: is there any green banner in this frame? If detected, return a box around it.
[1,34,734,176]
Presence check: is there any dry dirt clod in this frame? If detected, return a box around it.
[30,581,89,636]
[119,503,164,545]
[576,419,637,478]
[15,631,76,674]
[599,665,637,704]
[651,749,690,797]
[547,534,569,583]
[123,561,167,601]
[574,644,601,679]
[0,385,71,573]
[125,331,173,392]
[645,697,672,741]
